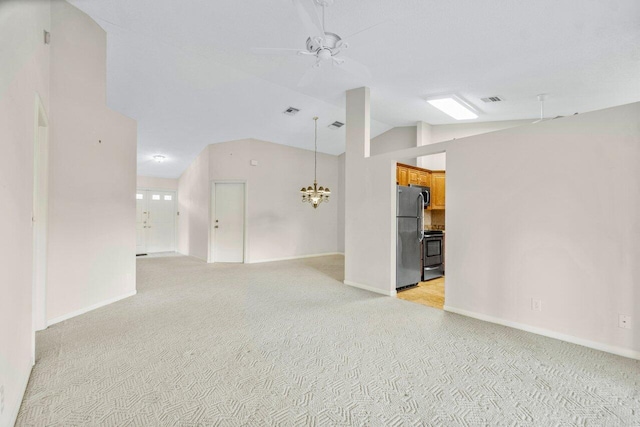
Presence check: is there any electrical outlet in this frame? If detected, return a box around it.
[531,298,542,312]
[619,314,632,330]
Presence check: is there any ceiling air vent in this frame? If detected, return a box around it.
[283,107,300,116]
[328,121,344,130]
[481,96,504,103]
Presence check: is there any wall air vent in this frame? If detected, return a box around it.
[328,121,344,130]
[481,96,504,103]
[283,107,300,116]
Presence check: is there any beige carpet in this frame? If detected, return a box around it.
[17,255,640,426]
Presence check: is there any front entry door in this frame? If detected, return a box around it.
[213,183,245,263]
[136,190,176,254]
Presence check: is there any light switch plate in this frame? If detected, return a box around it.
[250,159,258,166]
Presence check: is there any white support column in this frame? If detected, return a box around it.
[346,87,371,159]
[416,121,433,169]
[344,87,396,296]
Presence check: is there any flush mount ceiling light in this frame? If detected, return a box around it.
[426,95,478,120]
[153,155,166,163]
[300,117,330,209]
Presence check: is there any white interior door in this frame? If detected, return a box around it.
[136,190,176,254]
[136,191,147,254]
[213,183,245,263]
[146,191,176,253]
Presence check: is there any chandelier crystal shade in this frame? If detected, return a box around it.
[300,117,330,208]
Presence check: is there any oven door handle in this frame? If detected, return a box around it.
[417,193,424,242]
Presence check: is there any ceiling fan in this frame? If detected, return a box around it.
[252,0,380,86]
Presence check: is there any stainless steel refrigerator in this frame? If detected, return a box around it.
[396,185,424,289]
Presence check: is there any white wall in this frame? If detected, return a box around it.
[431,119,532,143]
[337,153,345,253]
[0,1,50,424]
[178,139,341,263]
[372,119,533,171]
[208,139,340,262]
[345,97,640,358]
[178,147,210,261]
[0,0,137,424]
[370,126,417,166]
[45,0,137,323]
[445,103,640,358]
[137,175,178,190]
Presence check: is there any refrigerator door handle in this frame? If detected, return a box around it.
[418,193,424,242]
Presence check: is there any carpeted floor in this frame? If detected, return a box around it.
[17,255,640,426]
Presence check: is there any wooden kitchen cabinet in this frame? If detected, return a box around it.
[397,165,409,186]
[396,163,446,209]
[408,169,420,185]
[397,163,432,188]
[430,171,446,210]
[397,164,432,182]
[418,171,431,187]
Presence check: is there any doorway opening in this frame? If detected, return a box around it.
[210,182,246,263]
[136,189,177,255]
[396,152,446,309]
[32,94,49,363]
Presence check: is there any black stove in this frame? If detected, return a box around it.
[423,231,444,281]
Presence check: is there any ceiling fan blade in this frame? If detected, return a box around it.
[297,64,321,87]
[334,56,372,80]
[292,0,325,43]
[340,20,389,43]
[251,47,306,56]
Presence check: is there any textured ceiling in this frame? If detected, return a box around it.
[67,0,640,178]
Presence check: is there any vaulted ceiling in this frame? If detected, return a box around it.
[68,0,640,178]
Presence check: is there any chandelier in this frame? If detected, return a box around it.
[300,117,330,208]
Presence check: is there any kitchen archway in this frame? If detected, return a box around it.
[396,152,446,310]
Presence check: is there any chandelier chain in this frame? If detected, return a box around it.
[314,116,318,183]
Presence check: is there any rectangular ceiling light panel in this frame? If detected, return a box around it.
[427,96,478,120]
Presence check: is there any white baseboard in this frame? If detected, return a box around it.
[344,280,397,297]
[444,305,640,361]
[175,251,210,263]
[7,363,32,427]
[249,252,343,264]
[47,290,137,327]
